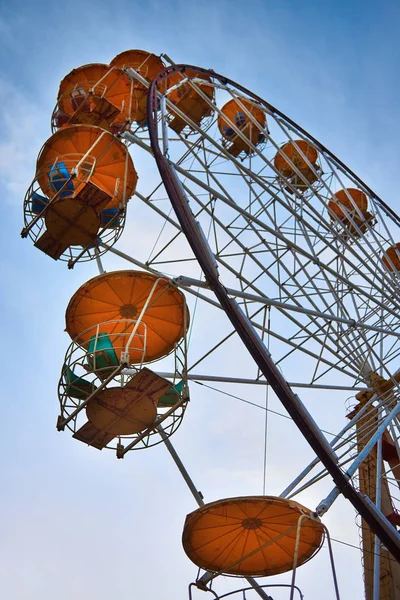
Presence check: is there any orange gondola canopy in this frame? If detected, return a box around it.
[182,496,324,577]
[110,49,164,82]
[65,270,189,363]
[110,50,165,124]
[382,243,400,271]
[166,69,214,133]
[218,98,266,157]
[328,188,369,220]
[274,140,318,178]
[36,124,137,209]
[54,63,135,132]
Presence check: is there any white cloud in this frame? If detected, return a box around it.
[0,78,48,203]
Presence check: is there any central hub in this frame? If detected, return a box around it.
[119,304,138,319]
[242,517,263,530]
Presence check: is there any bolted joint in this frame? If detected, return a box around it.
[116,443,125,459]
[120,351,130,366]
[196,571,214,589]
[56,415,65,431]
[315,502,329,517]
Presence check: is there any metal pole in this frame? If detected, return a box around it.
[372,413,383,600]
[122,279,163,360]
[117,395,187,456]
[157,425,274,600]
[122,369,367,391]
[157,425,204,507]
[316,399,400,516]
[161,95,169,157]
[324,526,341,600]
[289,516,305,600]
[95,248,105,274]
[173,276,400,339]
[280,392,379,498]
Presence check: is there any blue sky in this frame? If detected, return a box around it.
[1,1,399,599]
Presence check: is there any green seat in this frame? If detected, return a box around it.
[87,333,119,379]
[63,366,97,400]
[158,380,185,407]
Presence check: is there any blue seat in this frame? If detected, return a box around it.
[48,161,74,199]
[223,125,234,138]
[234,111,247,128]
[99,208,122,229]
[86,236,102,249]
[31,192,48,215]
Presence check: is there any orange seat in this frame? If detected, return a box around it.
[34,197,99,260]
[72,368,174,449]
[86,368,171,436]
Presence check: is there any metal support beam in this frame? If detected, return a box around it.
[157,425,204,507]
[147,66,400,561]
[173,276,400,339]
[157,426,272,600]
[316,399,400,515]
[121,369,367,391]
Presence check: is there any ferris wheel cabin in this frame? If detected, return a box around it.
[218,97,267,157]
[58,270,190,452]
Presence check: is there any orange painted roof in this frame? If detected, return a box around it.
[65,270,189,363]
[329,188,368,219]
[274,140,318,176]
[56,63,135,123]
[182,496,324,577]
[382,243,400,271]
[109,50,166,122]
[167,69,214,104]
[218,98,266,146]
[110,49,164,82]
[36,125,137,208]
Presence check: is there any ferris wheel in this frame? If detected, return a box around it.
[21,49,400,600]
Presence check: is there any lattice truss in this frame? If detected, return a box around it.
[118,73,400,391]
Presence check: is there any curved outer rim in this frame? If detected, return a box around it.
[147,63,400,562]
[151,64,400,228]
